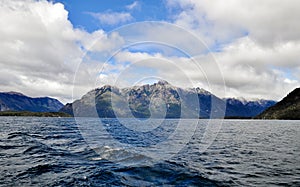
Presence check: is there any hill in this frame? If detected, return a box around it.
[0,92,63,112]
[256,88,300,120]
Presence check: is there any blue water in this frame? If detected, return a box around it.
[0,117,299,186]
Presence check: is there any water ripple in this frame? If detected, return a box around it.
[0,117,299,186]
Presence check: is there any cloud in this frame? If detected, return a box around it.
[80,30,125,53]
[161,0,300,99]
[0,0,128,103]
[109,22,209,55]
[212,37,300,100]
[105,41,300,101]
[80,18,300,101]
[126,1,140,10]
[0,0,299,104]
[88,11,133,26]
[167,0,300,47]
[0,0,82,102]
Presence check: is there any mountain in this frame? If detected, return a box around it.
[0,91,64,112]
[256,88,300,120]
[225,98,276,117]
[60,81,275,118]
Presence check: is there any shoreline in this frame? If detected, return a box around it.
[0,111,72,117]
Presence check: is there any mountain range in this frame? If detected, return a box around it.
[1,83,299,119]
[0,92,63,112]
[60,81,276,118]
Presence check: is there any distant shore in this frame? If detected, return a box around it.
[0,112,298,119]
[0,111,72,117]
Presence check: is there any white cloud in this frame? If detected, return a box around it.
[80,30,125,53]
[166,0,300,47]
[114,51,163,63]
[110,22,209,55]
[88,11,133,26]
[0,0,82,102]
[162,0,300,99]
[102,50,222,96]
[107,43,300,100]
[212,37,300,100]
[0,0,299,104]
[0,0,128,103]
[126,1,140,10]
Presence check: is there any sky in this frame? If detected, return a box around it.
[0,0,299,103]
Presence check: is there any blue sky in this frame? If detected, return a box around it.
[53,0,172,32]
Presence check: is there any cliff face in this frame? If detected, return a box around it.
[0,92,64,112]
[60,81,276,119]
[256,88,300,120]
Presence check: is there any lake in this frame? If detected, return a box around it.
[0,117,299,186]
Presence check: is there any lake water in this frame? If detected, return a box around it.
[0,117,299,186]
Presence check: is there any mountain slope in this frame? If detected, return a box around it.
[61,81,205,118]
[60,81,275,118]
[225,98,276,117]
[0,92,64,112]
[256,88,300,119]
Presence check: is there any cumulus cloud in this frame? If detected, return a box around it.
[212,37,300,100]
[0,0,82,102]
[162,0,300,100]
[88,11,133,26]
[0,0,127,103]
[104,43,299,100]
[167,0,300,46]
[0,0,299,104]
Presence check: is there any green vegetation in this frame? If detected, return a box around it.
[256,88,300,120]
[256,104,300,120]
[0,111,72,117]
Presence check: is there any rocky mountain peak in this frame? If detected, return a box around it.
[60,81,277,118]
[156,80,170,85]
[195,87,211,95]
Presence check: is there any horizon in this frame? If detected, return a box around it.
[0,0,299,104]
